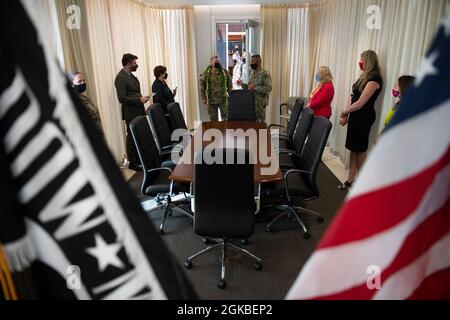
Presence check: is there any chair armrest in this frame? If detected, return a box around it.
[146,167,173,175]
[172,144,184,150]
[162,143,183,153]
[162,145,174,151]
[277,149,300,158]
[283,169,312,199]
[284,169,311,179]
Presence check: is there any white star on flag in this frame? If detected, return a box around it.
[414,51,439,87]
[86,234,125,272]
[439,6,450,37]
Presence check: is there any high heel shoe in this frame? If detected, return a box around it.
[338,181,353,190]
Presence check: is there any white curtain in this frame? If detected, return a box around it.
[260,5,288,125]
[286,7,312,102]
[261,0,448,165]
[57,0,199,162]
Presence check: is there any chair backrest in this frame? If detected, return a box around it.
[228,90,256,121]
[291,107,314,154]
[129,116,162,194]
[286,99,305,140]
[194,148,255,238]
[147,103,172,153]
[298,116,332,197]
[167,102,188,131]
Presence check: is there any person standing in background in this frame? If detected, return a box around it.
[200,56,232,122]
[232,59,243,90]
[339,50,383,190]
[232,46,241,65]
[114,53,149,171]
[69,71,104,136]
[306,66,334,119]
[232,54,249,90]
[152,65,177,114]
[238,54,272,123]
[384,75,415,127]
[227,50,235,77]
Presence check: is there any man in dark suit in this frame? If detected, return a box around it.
[114,53,150,171]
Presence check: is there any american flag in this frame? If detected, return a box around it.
[287,9,450,300]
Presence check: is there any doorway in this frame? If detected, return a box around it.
[215,20,260,76]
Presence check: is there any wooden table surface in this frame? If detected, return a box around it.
[169,121,282,184]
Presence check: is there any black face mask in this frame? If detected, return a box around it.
[131,65,138,72]
[242,58,246,64]
[73,83,86,93]
[214,63,222,69]
[250,63,258,70]
[163,73,168,79]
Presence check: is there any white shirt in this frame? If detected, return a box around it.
[232,61,249,89]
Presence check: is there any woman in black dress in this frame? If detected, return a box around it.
[339,50,383,190]
[152,65,177,114]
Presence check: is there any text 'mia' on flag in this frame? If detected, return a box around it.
[287,8,450,300]
[0,1,197,300]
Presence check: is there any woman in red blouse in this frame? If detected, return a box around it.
[306,66,334,119]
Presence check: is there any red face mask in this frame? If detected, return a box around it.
[359,60,365,71]
[392,88,400,98]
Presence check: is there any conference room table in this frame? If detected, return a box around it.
[169,121,283,213]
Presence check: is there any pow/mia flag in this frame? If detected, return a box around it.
[0,1,196,300]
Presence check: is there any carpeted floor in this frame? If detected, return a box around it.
[128,162,347,300]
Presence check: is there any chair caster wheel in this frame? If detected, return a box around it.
[218,279,226,289]
[255,262,263,271]
[159,229,165,235]
[303,232,310,239]
[203,238,211,244]
[317,216,324,223]
[184,260,192,269]
[265,225,272,232]
[241,238,248,245]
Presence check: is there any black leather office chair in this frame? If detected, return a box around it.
[184,148,262,289]
[147,103,180,160]
[167,102,195,141]
[228,90,256,121]
[269,99,305,150]
[263,117,332,238]
[277,107,314,168]
[130,116,192,234]
[167,102,187,131]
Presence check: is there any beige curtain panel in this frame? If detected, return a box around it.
[56,0,199,162]
[261,0,448,165]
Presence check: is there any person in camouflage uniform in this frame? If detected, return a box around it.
[69,72,104,137]
[200,56,232,121]
[240,54,272,123]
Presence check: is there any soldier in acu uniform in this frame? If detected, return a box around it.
[239,54,272,123]
[200,56,232,121]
